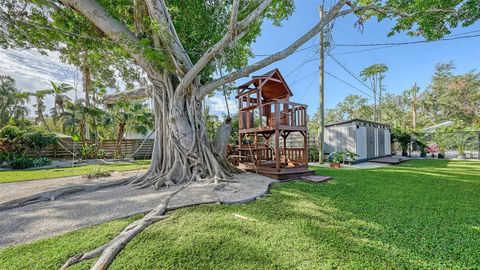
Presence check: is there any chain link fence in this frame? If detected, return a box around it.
[408,131,480,160]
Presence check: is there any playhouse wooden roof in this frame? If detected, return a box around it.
[238,68,293,101]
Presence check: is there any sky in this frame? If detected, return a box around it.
[1,0,479,117]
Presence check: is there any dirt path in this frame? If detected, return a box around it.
[0,173,275,248]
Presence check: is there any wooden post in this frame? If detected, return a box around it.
[53,142,57,159]
[303,131,308,167]
[254,132,258,165]
[274,102,280,127]
[275,129,280,171]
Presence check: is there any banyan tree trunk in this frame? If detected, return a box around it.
[129,74,237,190]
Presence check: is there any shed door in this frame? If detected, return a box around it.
[367,127,375,158]
[378,129,385,156]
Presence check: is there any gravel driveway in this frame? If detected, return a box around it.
[0,172,275,248]
[0,170,146,205]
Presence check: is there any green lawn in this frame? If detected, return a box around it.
[1,160,479,269]
[0,160,150,183]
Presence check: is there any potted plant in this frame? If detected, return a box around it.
[453,133,472,159]
[433,132,448,159]
[437,146,446,159]
[329,151,345,168]
[426,144,437,158]
[392,127,411,157]
[417,141,427,158]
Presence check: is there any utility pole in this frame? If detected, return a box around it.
[412,82,417,129]
[318,5,325,164]
[378,73,382,123]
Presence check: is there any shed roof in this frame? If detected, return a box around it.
[325,119,390,129]
[238,68,293,101]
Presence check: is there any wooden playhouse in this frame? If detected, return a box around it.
[234,69,314,180]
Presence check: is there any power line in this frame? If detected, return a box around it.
[290,68,319,86]
[300,71,318,101]
[334,32,480,47]
[287,35,318,79]
[332,45,395,56]
[326,51,373,91]
[281,29,480,53]
[325,71,373,98]
[324,30,480,56]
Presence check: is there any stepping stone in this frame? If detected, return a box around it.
[300,175,332,183]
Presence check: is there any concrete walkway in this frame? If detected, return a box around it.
[0,172,275,248]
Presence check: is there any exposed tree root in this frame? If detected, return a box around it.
[60,183,189,270]
[0,178,131,212]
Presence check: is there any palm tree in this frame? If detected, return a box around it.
[104,101,153,158]
[0,75,30,126]
[60,99,91,146]
[49,82,73,122]
[31,89,53,126]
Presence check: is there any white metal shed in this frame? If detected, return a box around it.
[324,119,391,162]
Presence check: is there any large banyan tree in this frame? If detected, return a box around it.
[1,0,478,189]
[1,0,478,268]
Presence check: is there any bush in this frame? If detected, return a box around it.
[79,144,96,159]
[96,149,107,159]
[84,167,112,179]
[308,147,319,162]
[392,127,411,154]
[9,156,34,169]
[0,125,28,160]
[23,130,58,157]
[32,157,52,167]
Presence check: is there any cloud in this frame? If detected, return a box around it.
[206,94,238,116]
[0,49,82,115]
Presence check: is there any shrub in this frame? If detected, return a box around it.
[32,157,52,167]
[0,125,23,139]
[308,147,319,162]
[392,127,411,154]
[0,125,28,160]
[79,144,96,159]
[96,149,107,159]
[23,130,58,157]
[9,156,34,169]
[84,167,112,179]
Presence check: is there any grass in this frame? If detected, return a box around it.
[0,160,150,183]
[1,160,479,269]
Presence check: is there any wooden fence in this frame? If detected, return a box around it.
[27,139,154,159]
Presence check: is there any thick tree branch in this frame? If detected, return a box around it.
[179,0,272,96]
[102,86,152,104]
[198,0,349,99]
[145,0,193,74]
[59,0,162,79]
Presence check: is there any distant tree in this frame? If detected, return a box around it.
[360,64,388,122]
[31,89,53,127]
[422,62,480,126]
[49,82,73,121]
[104,101,154,158]
[317,95,374,125]
[60,100,94,146]
[202,105,222,141]
[0,75,29,127]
